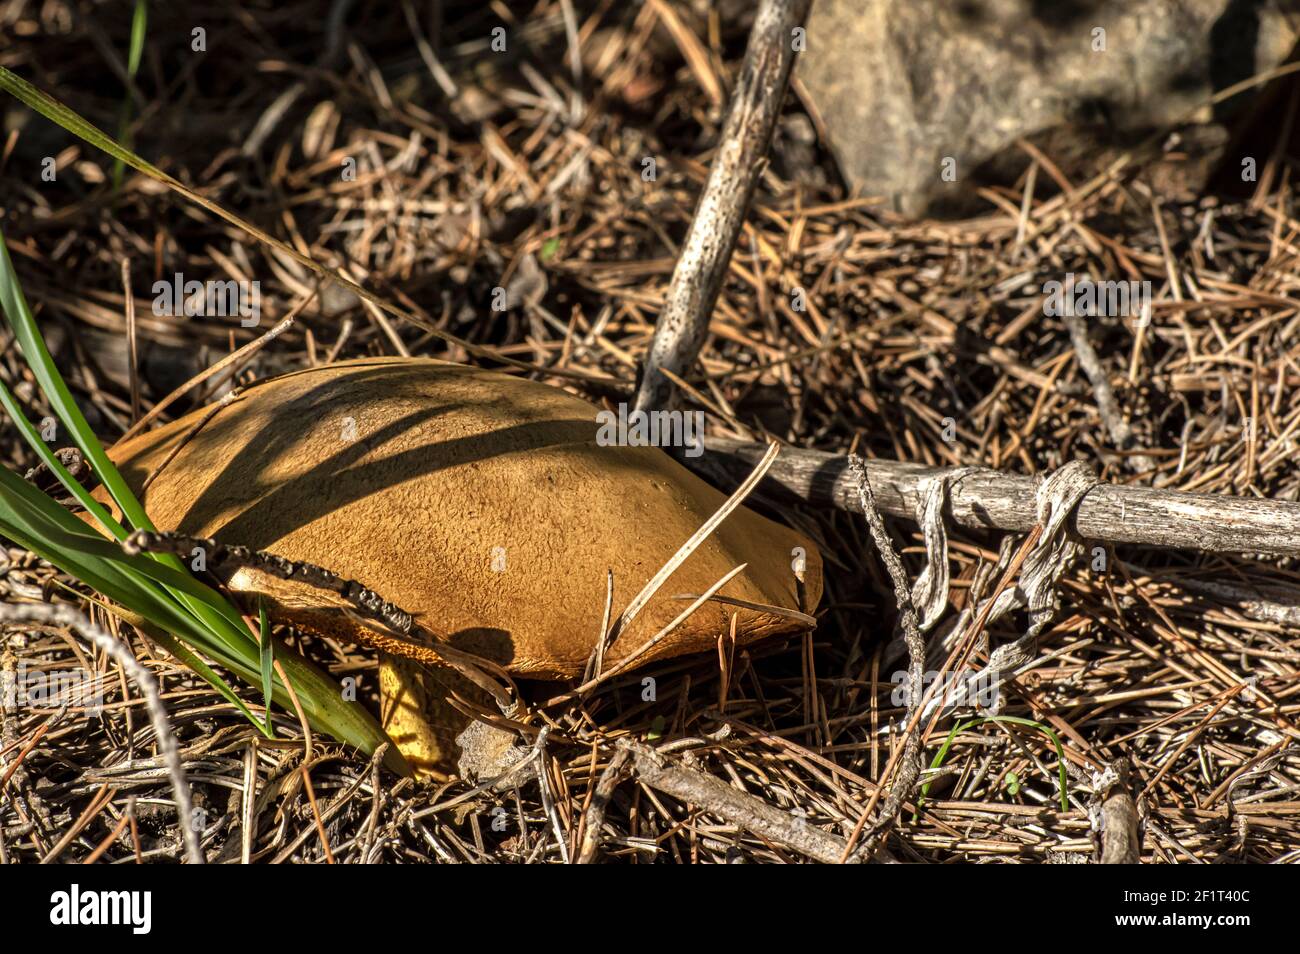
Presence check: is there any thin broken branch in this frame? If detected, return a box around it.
[1062,312,1155,473]
[843,455,926,859]
[622,739,855,864]
[576,747,632,864]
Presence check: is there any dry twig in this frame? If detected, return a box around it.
[0,601,203,864]
[634,0,812,414]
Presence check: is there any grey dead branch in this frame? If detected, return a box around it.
[695,437,1300,557]
[620,738,854,864]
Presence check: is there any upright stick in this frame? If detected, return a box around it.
[634,0,813,414]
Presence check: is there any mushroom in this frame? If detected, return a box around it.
[99,357,822,774]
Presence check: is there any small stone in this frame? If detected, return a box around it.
[455,719,528,785]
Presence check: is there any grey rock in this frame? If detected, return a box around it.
[455,718,529,787]
[799,0,1300,217]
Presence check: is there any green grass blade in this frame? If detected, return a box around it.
[72,584,267,725]
[0,229,153,534]
[0,466,241,662]
[918,719,970,813]
[0,465,399,762]
[0,380,127,542]
[258,599,275,734]
[991,715,1069,813]
[0,227,265,658]
[0,79,406,771]
[127,1,147,75]
[0,392,258,670]
[0,244,396,760]
[0,466,263,724]
[113,0,149,191]
[0,67,173,188]
[920,715,1069,813]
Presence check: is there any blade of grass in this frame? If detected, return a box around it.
[112,0,148,191]
[126,1,147,75]
[920,715,1069,813]
[0,377,259,655]
[0,464,402,763]
[0,229,152,534]
[0,379,128,541]
[258,599,274,734]
[0,465,263,722]
[0,228,272,665]
[0,235,402,768]
[73,583,270,726]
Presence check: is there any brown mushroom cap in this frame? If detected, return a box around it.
[99,357,822,679]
